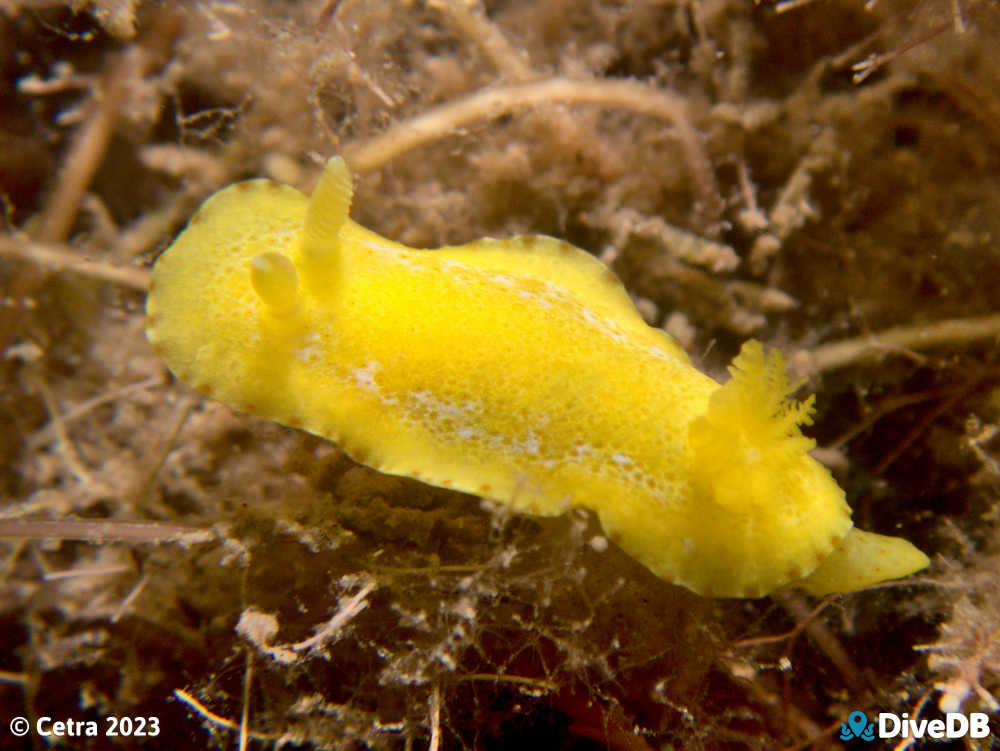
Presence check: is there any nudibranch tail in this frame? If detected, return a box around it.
[145,153,930,600]
[797,527,931,596]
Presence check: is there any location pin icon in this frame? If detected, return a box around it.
[847,711,868,737]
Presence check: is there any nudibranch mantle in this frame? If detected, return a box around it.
[146,156,928,598]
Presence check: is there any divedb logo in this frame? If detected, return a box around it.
[839,709,992,742]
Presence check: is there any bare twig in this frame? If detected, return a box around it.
[428,683,441,751]
[43,564,132,581]
[34,373,97,486]
[173,688,276,741]
[240,651,253,751]
[34,14,179,240]
[427,3,645,208]
[139,393,198,513]
[237,577,377,664]
[0,670,28,685]
[0,18,177,351]
[173,688,240,731]
[792,313,1000,376]
[428,0,532,80]
[0,519,212,544]
[343,77,722,230]
[874,385,974,474]
[36,46,150,244]
[28,376,163,451]
[0,235,151,291]
[778,592,866,695]
[112,572,150,623]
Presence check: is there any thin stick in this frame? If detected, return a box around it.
[0,540,26,575]
[28,376,162,450]
[428,683,441,751]
[458,673,558,692]
[342,77,720,226]
[779,593,866,695]
[140,394,197,510]
[172,688,277,742]
[729,594,838,650]
[0,19,175,351]
[0,235,151,290]
[174,688,240,731]
[795,312,1000,375]
[286,579,376,653]
[240,651,253,751]
[428,0,532,79]
[828,386,969,450]
[0,519,211,544]
[36,16,178,243]
[851,19,953,84]
[43,564,132,581]
[112,572,150,623]
[34,374,95,486]
[874,385,972,474]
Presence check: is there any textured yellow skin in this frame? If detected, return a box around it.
[146,157,928,598]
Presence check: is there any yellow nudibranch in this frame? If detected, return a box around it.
[146,156,929,598]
